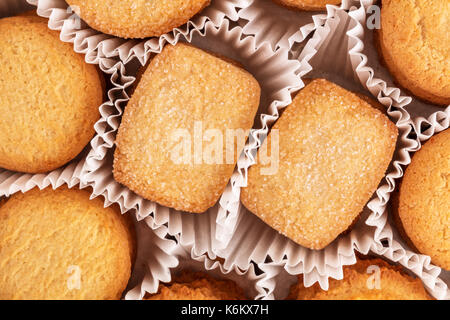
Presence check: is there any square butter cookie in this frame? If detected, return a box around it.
[241,79,397,249]
[114,43,261,213]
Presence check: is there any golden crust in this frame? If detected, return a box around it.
[66,0,211,39]
[378,0,450,105]
[0,16,103,173]
[146,271,247,300]
[113,43,260,214]
[398,129,450,270]
[287,258,433,300]
[241,79,398,249]
[272,0,341,11]
[0,187,135,300]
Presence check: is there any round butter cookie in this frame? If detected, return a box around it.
[66,0,211,38]
[378,0,450,105]
[0,16,103,173]
[147,271,247,300]
[273,0,341,11]
[397,129,449,270]
[287,259,433,300]
[0,187,135,300]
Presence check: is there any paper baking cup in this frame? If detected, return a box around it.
[349,0,449,119]
[212,2,433,298]
[237,0,370,51]
[0,57,127,197]
[0,0,125,197]
[267,250,447,300]
[126,235,271,300]
[26,0,252,65]
[346,0,449,299]
[0,0,33,17]
[369,107,450,300]
[80,18,304,251]
[237,0,326,51]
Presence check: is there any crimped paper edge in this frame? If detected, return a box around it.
[237,0,373,51]
[79,18,304,250]
[27,0,252,65]
[220,1,427,297]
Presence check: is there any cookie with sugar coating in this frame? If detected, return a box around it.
[0,16,103,173]
[113,43,260,214]
[146,271,247,300]
[396,129,450,270]
[273,0,341,11]
[241,79,398,250]
[377,0,450,105]
[66,0,211,38]
[287,259,433,300]
[0,187,135,300]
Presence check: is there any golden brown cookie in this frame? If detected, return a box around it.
[0,187,135,300]
[287,259,433,300]
[114,43,260,214]
[146,271,247,300]
[241,79,397,250]
[0,16,103,173]
[397,129,449,270]
[273,0,341,11]
[377,0,450,105]
[66,0,211,38]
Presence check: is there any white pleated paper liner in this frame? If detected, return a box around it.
[368,108,450,300]
[377,236,450,300]
[0,0,126,198]
[346,1,450,299]
[125,236,271,300]
[233,0,450,301]
[80,19,304,250]
[26,0,251,65]
[0,0,193,294]
[237,0,371,51]
[413,107,450,143]
[348,0,449,120]
[0,5,162,301]
[0,58,127,197]
[211,3,424,297]
[237,0,326,51]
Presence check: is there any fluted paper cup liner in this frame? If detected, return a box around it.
[81,18,304,251]
[0,4,155,300]
[0,57,127,197]
[266,249,448,300]
[348,0,449,120]
[125,230,271,300]
[0,0,126,198]
[211,3,434,298]
[346,0,449,299]
[237,0,370,51]
[367,108,450,300]
[26,0,251,65]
